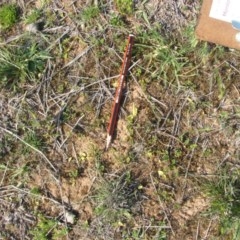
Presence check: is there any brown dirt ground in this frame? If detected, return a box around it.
[1,0,240,239]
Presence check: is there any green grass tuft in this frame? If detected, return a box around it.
[0,4,19,30]
[81,5,100,22]
[25,9,42,24]
[205,169,240,239]
[0,41,50,89]
[30,214,67,240]
[114,0,133,15]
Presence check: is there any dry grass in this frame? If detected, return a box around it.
[0,0,240,239]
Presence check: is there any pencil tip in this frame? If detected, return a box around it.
[106,134,112,150]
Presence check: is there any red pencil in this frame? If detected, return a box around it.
[106,34,134,149]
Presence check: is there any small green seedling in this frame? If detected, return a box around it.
[81,5,100,22]
[30,214,67,240]
[114,0,133,15]
[25,9,42,24]
[110,14,125,26]
[0,4,19,30]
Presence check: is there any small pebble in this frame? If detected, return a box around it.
[235,32,240,43]
[26,22,44,33]
[65,210,75,224]
[26,23,39,33]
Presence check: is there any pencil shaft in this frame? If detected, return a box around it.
[106,35,134,148]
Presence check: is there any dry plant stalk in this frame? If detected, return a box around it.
[106,34,134,149]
